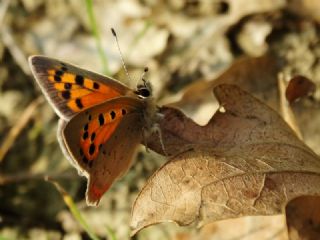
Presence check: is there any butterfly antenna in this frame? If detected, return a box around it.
[111,28,133,83]
[135,65,149,87]
[141,67,149,87]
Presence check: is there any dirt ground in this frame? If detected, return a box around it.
[0,0,320,239]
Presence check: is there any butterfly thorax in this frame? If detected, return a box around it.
[143,96,159,126]
[135,81,160,130]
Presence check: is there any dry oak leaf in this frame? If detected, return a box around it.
[286,196,320,240]
[166,54,284,126]
[131,84,320,235]
[285,75,316,104]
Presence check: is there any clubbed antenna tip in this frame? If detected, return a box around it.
[111,27,132,84]
[111,28,116,37]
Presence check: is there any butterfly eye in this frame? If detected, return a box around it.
[135,87,150,98]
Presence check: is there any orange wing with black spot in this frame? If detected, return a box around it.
[29,55,133,120]
[58,97,144,205]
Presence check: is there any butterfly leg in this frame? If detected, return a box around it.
[142,126,150,153]
[142,124,167,156]
[154,112,168,156]
[151,123,168,157]
[142,110,167,156]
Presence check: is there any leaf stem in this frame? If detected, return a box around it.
[48,178,101,240]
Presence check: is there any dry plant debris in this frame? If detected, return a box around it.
[0,0,320,239]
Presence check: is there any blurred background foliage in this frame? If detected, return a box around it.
[0,0,319,239]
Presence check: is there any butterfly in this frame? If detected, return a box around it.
[29,55,159,206]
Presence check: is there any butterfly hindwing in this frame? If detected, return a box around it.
[59,96,145,205]
[29,55,133,120]
[86,112,143,205]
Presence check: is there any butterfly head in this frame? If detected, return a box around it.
[134,68,152,99]
[135,81,152,99]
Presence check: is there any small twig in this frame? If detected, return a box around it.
[0,97,43,163]
[0,0,10,28]
[278,73,303,139]
[0,171,77,185]
[47,178,101,240]
[1,25,31,75]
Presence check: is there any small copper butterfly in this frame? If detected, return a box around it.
[29,55,159,206]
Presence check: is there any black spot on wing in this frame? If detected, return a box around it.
[61,91,71,99]
[64,83,72,90]
[83,131,89,140]
[93,82,100,89]
[91,132,96,141]
[55,70,64,76]
[110,111,116,120]
[75,98,83,109]
[98,113,104,126]
[75,75,84,85]
[89,143,95,155]
[54,75,61,82]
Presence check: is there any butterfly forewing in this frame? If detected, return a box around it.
[59,97,145,205]
[29,56,133,120]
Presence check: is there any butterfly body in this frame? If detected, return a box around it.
[29,56,159,205]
